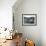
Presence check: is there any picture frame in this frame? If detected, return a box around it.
[22,14,37,26]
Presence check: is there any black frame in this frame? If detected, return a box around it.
[22,14,37,26]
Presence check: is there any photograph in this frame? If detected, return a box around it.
[0,0,45,46]
[22,14,37,26]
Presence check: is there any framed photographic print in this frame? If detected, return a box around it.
[22,14,37,26]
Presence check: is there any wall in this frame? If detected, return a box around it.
[0,0,16,30]
[41,0,46,46]
[13,0,41,46]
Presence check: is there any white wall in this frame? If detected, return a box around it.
[13,0,41,46]
[0,0,16,30]
[41,0,46,46]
